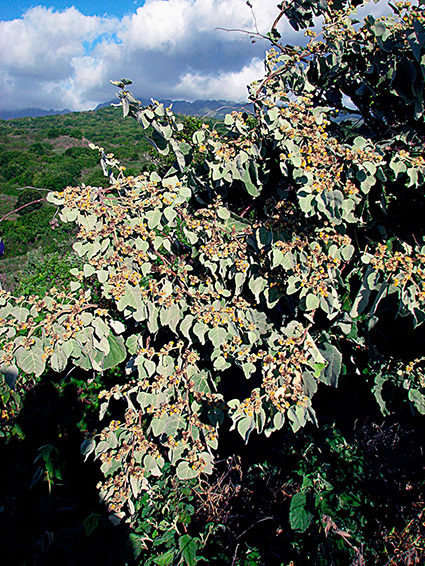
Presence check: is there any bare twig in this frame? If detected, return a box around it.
[271,2,290,32]
[231,543,240,566]
[0,198,46,222]
[246,0,260,35]
[216,27,285,53]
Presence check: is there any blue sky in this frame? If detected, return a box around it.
[0,0,144,20]
[0,0,395,112]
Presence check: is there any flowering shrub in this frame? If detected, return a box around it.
[1,1,425,563]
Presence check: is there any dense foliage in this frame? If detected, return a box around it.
[1,1,425,564]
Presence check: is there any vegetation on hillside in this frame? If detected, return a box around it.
[0,108,218,200]
[1,1,425,565]
[0,108,206,289]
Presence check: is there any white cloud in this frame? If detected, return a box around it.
[120,0,189,51]
[0,7,115,76]
[0,6,118,110]
[78,0,298,106]
[170,57,265,102]
[0,0,399,112]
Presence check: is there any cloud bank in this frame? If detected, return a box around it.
[0,0,392,112]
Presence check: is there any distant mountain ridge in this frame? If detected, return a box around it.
[0,107,73,120]
[96,97,253,117]
[0,97,252,121]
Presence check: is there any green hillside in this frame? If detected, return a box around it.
[0,106,157,197]
[0,107,204,289]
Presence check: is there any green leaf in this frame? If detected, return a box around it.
[83,514,99,537]
[180,314,195,340]
[264,286,280,309]
[163,206,177,224]
[273,412,285,431]
[148,302,159,333]
[154,549,175,566]
[341,244,354,262]
[129,532,149,558]
[408,388,425,414]
[179,535,199,566]
[305,293,320,311]
[126,334,139,355]
[160,304,181,333]
[98,269,108,284]
[146,209,162,229]
[110,320,125,334]
[256,227,272,250]
[249,276,267,300]
[350,265,376,317]
[84,263,95,277]
[242,362,256,378]
[271,248,283,268]
[289,491,313,532]
[10,307,29,322]
[302,371,318,397]
[15,345,45,377]
[217,206,230,220]
[353,136,367,148]
[176,461,198,480]
[237,415,255,443]
[213,355,230,371]
[208,327,227,348]
[318,189,343,223]
[318,343,342,387]
[102,335,126,370]
[144,359,156,377]
[117,284,142,311]
[81,438,96,461]
[93,317,109,340]
[50,345,70,373]
[372,376,391,416]
[242,163,260,196]
[183,228,198,245]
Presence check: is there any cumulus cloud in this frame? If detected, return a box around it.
[0,0,395,112]
[79,0,291,105]
[0,6,118,110]
[170,57,265,102]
